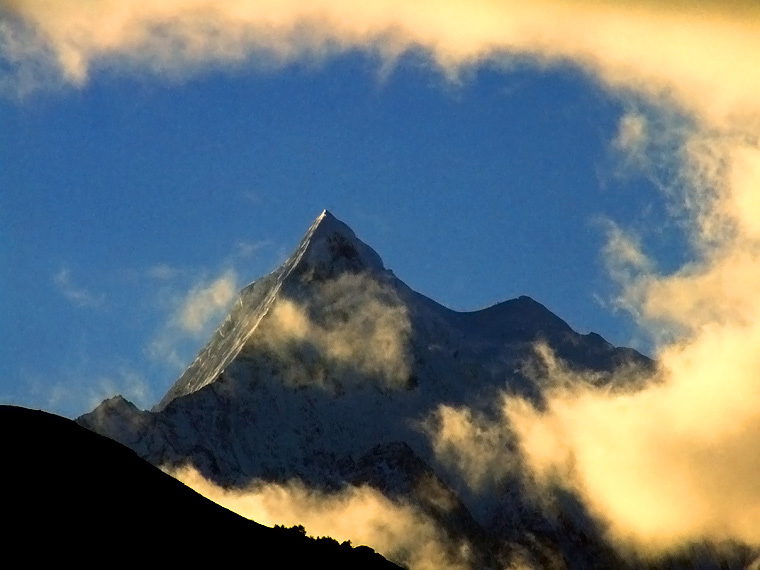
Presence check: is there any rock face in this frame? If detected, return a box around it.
[79,210,661,569]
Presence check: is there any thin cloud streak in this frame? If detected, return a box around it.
[53,267,105,308]
[177,269,237,334]
[147,268,238,369]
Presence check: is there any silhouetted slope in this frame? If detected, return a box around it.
[1,405,403,568]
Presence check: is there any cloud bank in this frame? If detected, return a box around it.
[170,465,472,570]
[507,343,760,552]
[177,269,237,334]
[0,0,756,127]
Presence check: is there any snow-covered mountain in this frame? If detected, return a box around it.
[80,210,662,568]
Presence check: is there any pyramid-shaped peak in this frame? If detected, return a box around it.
[293,210,386,279]
[152,210,390,410]
[310,209,350,237]
[309,209,363,243]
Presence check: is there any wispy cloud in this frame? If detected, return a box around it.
[81,367,152,411]
[146,263,180,281]
[613,112,650,171]
[147,268,238,368]
[176,269,237,334]
[53,267,105,308]
[235,239,270,259]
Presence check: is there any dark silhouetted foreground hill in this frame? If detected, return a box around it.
[1,405,403,568]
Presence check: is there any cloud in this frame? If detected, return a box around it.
[426,338,760,555]
[177,269,237,334]
[504,341,760,554]
[146,334,187,371]
[253,273,412,390]
[1,1,758,126]
[146,263,179,281]
[148,268,238,368]
[169,465,472,570]
[424,403,519,494]
[235,239,269,259]
[84,367,152,411]
[573,185,760,553]
[53,267,105,308]
[603,224,652,277]
[613,112,651,170]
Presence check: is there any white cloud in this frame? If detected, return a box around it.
[147,268,238,369]
[176,269,237,334]
[235,239,270,259]
[53,267,105,308]
[146,263,179,281]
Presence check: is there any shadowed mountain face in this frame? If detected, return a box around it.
[2,405,402,568]
[77,210,674,568]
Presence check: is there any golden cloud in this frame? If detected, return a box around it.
[256,273,412,389]
[169,464,473,570]
[0,1,756,127]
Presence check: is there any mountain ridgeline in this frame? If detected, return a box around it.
[78,211,750,569]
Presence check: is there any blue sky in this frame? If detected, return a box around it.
[0,2,739,418]
[1,53,674,417]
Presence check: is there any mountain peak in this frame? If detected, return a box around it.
[291,210,385,281]
[153,210,388,410]
[317,208,334,222]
